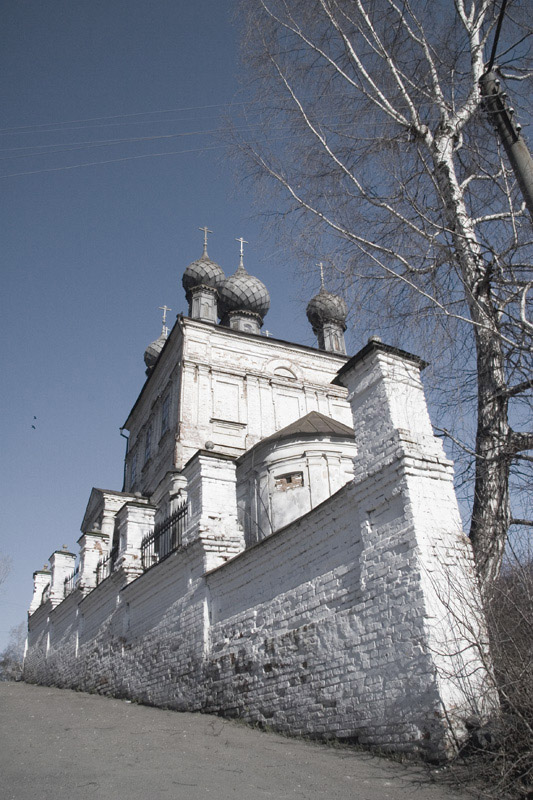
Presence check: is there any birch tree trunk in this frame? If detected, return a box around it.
[236,0,533,591]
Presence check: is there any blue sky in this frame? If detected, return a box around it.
[1,0,322,648]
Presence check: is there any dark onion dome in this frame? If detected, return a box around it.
[144,332,167,371]
[306,286,348,331]
[219,262,270,320]
[182,250,225,303]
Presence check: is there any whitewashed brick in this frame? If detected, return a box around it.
[25,331,496,761]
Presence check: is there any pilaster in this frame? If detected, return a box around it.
[196,364,212,430]
[244,374,262,448]
[258,377,275,438]
[306,452,330,507]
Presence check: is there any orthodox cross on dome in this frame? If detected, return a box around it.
[199,226,213,255]
[236,236,248,269]
[159,305,172,337]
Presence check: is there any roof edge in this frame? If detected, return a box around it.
[333,339,427,385]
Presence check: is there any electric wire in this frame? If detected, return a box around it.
[487,0,510,72]
[0,143,225,179]
[0,101,249,134]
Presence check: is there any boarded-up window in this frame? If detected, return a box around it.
[275,472,304,491]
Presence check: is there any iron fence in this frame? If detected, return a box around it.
[96,545,118,586]
[63,565,79,597]
[141,503,187,571]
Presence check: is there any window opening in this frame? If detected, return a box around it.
[144,426,152,464]
[275,471,304,491]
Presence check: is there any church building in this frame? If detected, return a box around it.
[24,229,495,759]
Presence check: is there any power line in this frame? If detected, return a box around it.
[486,0,510,72]
[0,99,450,139]
[0,128,234,161]
[0,100,249,135]
[0,143,225,179]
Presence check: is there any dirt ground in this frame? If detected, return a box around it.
[0,681,473,800]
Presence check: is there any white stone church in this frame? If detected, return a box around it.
[24,231,495,759]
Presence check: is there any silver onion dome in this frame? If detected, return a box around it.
[144,332,167,371]
[306,286,347,332]
[182,252,225,303]
[219,262,270,320]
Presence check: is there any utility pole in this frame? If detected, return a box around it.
[480,69,533,224]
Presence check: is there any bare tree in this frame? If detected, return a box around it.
[0,621,26,681]
[0,552,11,588]
[235,0,533,590]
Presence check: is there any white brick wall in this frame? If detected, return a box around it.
[25,473,493,758]
[25,339,496,759]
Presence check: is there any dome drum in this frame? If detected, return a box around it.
[189,284,219,324]
[306,286,348,355]
[226,309,263,335]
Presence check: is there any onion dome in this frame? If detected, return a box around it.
[182,249,225,304]
[306,286,347,332]
[219,261,270,321]
[144,332,167,372]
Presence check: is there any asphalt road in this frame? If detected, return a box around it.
[0,682,472,800]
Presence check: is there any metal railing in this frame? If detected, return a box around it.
[96,545,118,586]
[63,565,79,597]
[141,503,187,571]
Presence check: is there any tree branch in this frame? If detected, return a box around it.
[510,432,533,454]
[501,379,533,398]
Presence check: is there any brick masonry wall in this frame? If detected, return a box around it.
[25,342,495,759]
[25,544,208,710]
[204,479,449,756]
[25,469,480,759]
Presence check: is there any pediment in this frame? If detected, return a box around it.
[80,487,137,533]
